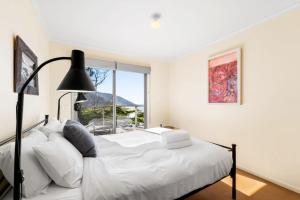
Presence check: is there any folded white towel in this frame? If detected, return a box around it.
[161,130,190,144]
[145,127,172,135]
[165,139,192,149]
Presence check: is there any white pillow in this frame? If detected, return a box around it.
[33,133,83,188]
[0,129,51,197]
[39,119,64,136]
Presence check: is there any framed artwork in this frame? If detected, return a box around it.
[14,36,39,95]
[208,48,241,104]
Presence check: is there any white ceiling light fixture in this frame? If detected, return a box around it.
[151,13,161,29]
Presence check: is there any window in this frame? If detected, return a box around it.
[77,67,114,134]
[116,71,145,133]
[73,59,150,135]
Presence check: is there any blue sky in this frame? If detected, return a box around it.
[94,69,144,105]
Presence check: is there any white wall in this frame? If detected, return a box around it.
[0,0,50,141]
[48,42,169,127]
[168,7,300,193]
[149,63,169,127]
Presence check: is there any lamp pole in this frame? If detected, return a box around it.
[14,57,70,200]
[57,92,71,120]
[14,50,95,200]
[57,92,87,121]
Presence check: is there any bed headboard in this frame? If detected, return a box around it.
[0,115,49,199]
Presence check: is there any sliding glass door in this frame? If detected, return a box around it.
[77,67,114,134]
[74,59,149,135]
[116,71,145,133]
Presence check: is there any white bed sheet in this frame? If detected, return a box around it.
[82,130,233,200]
[3,130,232,200]
[3,183,82,200]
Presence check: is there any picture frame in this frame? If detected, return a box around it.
[208,48,241,104]
[14,35,39,95]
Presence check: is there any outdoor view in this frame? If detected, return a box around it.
[77,67,145,135]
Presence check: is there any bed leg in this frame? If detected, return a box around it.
[44,115,49,125]
[230,144,237,200]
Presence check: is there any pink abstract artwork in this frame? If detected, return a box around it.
[208,49,240,103]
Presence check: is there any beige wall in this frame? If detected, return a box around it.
[49,42,169,127]
[0,0,50,141]
[169,7,300,193]
[149,63,169,127]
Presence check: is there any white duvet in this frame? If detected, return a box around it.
[82,131,232,200]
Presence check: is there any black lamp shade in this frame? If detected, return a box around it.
[57,50,96,92]
[75,93,87,103]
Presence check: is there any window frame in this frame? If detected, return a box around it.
[71,58,150,133]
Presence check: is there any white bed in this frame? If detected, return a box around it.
[3,130,233,200]
[82,130,232,200]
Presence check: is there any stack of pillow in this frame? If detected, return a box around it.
[0,119,96,198]
[161,130,192,149]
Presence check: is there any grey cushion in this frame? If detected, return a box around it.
[63,120,97,157]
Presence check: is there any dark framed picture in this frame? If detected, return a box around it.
[14,36,39,95]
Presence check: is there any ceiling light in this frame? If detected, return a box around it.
[151,13,161,29]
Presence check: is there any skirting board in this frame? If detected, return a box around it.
[237,165,300,194]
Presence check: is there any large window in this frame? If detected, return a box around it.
[74,59,149,135]
[78,67,114,134]
[116,71,145,133]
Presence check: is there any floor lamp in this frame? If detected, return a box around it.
[14,50,95,200]
[57,92,87,121]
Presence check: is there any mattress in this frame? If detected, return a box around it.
[82,130,233,200]
[3,130,232,200]
[3,183,82,200]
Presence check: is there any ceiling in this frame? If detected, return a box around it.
[32,0,300,61]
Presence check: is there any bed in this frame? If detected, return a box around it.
[0,115,236,200]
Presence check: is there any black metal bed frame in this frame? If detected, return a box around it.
[177,143,237,200]
[0,115,236,200]
[0,115,49,147]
